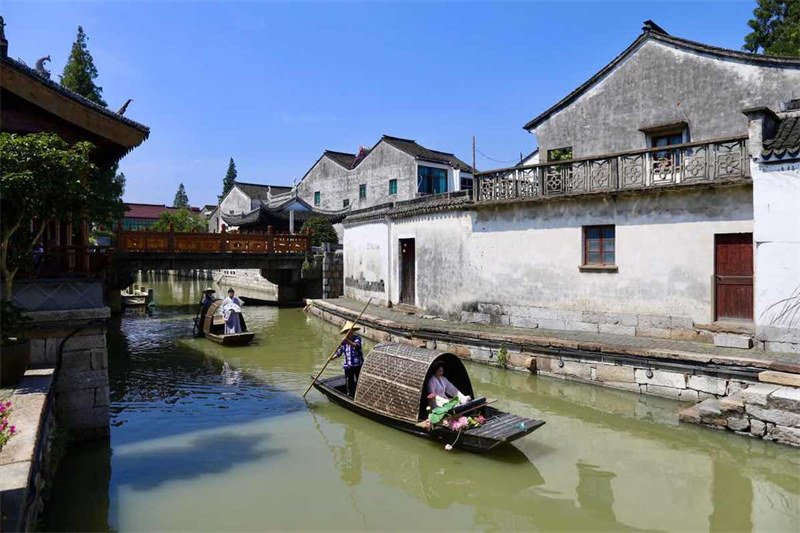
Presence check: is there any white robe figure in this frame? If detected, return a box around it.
[221,296,244,334]
[427,375,471,408]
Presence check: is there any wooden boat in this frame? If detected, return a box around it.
[193,299,255,346]
[312,343,545,453]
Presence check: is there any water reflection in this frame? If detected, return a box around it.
[40,279,800,532]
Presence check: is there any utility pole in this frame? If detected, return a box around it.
[472,136,476,174]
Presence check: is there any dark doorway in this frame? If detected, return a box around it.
[714,233,753,321]
[399,238,415,306]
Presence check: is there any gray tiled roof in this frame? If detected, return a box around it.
[235,182,292,201]
[763,116,800,159]
[324,151,357,169]
[381,135,474,173]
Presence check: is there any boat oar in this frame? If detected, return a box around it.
[303,298,372,399]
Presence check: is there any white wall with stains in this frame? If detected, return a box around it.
[753,160,800,351]
[344,186,753,327]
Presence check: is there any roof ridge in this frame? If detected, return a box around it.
[382,134,416,143]
[324,149,356,156]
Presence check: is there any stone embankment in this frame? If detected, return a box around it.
[680,380,800,446]
[0,368,58,532]
[307,297,800,447]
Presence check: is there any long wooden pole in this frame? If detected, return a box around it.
[303,298,372,398]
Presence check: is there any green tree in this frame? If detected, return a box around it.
[744,0,800,56]
[173,183,189,208]
[219,158,237,202]
[152,207,207,233]
[300,216,338,246]
[0,133,98,300]
[60,26,107,106]
[60,25,128,227]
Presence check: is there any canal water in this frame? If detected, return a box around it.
[42,279,799,532]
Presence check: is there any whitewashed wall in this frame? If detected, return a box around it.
[753,161,800,351]
[344,186,753,326]
[220,187,252,218]
[343,220,390,305]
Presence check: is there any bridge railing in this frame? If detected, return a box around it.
[117,227,312,255]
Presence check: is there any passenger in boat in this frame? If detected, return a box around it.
[332,321,363,397]
[427,362,471,408]
[221,288,244,334]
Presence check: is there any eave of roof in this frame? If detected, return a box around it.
[1,56,150,138]
[762,115,800,159]
[522,25,800,132]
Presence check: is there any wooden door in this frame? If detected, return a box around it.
[715,233,753,321]
[400,239,415,306]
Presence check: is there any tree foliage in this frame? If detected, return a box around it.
[744,0,800,56]
[0,133,98,300]
[152,207,207,233]
[300,216,338,246]
[60,26,107,106]
[173,183,189,208]
[219,158,237,202]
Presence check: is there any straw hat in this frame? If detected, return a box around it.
[203,287,216,293]
[340,321,361,335]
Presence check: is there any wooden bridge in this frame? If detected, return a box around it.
[107,228,315,297]
[116,227,312,256]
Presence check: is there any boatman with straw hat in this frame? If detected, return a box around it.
[332,321,363,397]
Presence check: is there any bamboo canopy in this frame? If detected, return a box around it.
[354,343,474,422]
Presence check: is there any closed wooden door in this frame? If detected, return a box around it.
[715,233,753,321]
[400,239,415,305]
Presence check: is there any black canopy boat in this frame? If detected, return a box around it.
[193,299,255,346]
[312,343,545,453]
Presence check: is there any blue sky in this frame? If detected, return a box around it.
[3,1,757,207]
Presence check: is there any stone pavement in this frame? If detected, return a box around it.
[311,298,800,374]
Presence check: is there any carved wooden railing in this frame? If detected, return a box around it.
[475,136,750,202]
[117,227,311,255]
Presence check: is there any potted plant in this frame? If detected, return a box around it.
[0,300,31,387]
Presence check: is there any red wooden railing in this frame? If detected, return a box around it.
[116,226,312,255]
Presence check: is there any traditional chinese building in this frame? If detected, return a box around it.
[341,21,800,353]
[296,135,475,212]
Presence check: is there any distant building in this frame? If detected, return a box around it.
[296,135,475,212]
[215,182,293,232]
[121,203,199,231]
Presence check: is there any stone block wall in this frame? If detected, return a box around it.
[26,311,110,442]
[681,383,800,446]
[322,249,343,299]
[462,302,709,343]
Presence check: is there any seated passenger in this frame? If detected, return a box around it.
[426,362,471,408]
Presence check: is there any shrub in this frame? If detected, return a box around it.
[301,216,338,246]
[496,343,510,368]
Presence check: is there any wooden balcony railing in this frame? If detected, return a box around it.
[475,136,750,203]
[117,227,311,255]
[18,245,113,278]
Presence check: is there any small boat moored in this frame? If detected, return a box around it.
[312,342,545,453]
[193,299,255,346]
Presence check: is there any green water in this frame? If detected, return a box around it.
[42,277,799,532]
